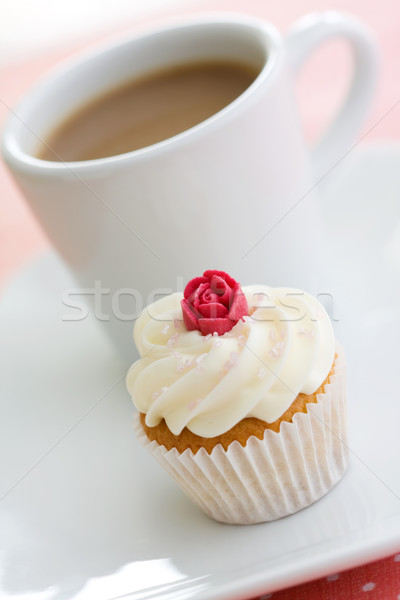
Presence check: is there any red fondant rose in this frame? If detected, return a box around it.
[181,270,248,336]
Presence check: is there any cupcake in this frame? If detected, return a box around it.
[126,270,348,524]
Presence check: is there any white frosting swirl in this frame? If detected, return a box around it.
[126,286,335,437]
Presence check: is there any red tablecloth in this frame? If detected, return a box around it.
[251,553,400,599]
[1,1,400,598]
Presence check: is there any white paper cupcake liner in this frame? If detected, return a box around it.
[133,347,348,524]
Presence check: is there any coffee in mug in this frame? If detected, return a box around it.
[37,60,259,162]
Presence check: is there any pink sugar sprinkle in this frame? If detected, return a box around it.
[269,329,278,342]
[230,351,239,363]
[254,293,265,305]
[269,340,285,359]
[173,319,182,330]
[225,352,239,370]
[195,354,207,372]
[258,367,266,379]
[167,333,179,347]
[238,334,246,347]
[188,397,202,411]
[298,327,314,338]
[177,358,193,372]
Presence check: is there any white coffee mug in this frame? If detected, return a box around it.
[2,12,377,361]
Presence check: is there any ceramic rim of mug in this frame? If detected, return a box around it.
[2,14,282,175]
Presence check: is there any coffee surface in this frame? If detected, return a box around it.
[37,60,258,161]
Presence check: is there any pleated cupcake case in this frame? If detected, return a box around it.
[133,347,348,524]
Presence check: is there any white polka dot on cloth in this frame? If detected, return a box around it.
[362,582,376,592]
[394,553,400,562]
[326,574,339,581]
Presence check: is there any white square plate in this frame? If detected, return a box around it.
[1,143,400,600]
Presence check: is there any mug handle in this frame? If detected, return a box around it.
[286,11,378,178]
